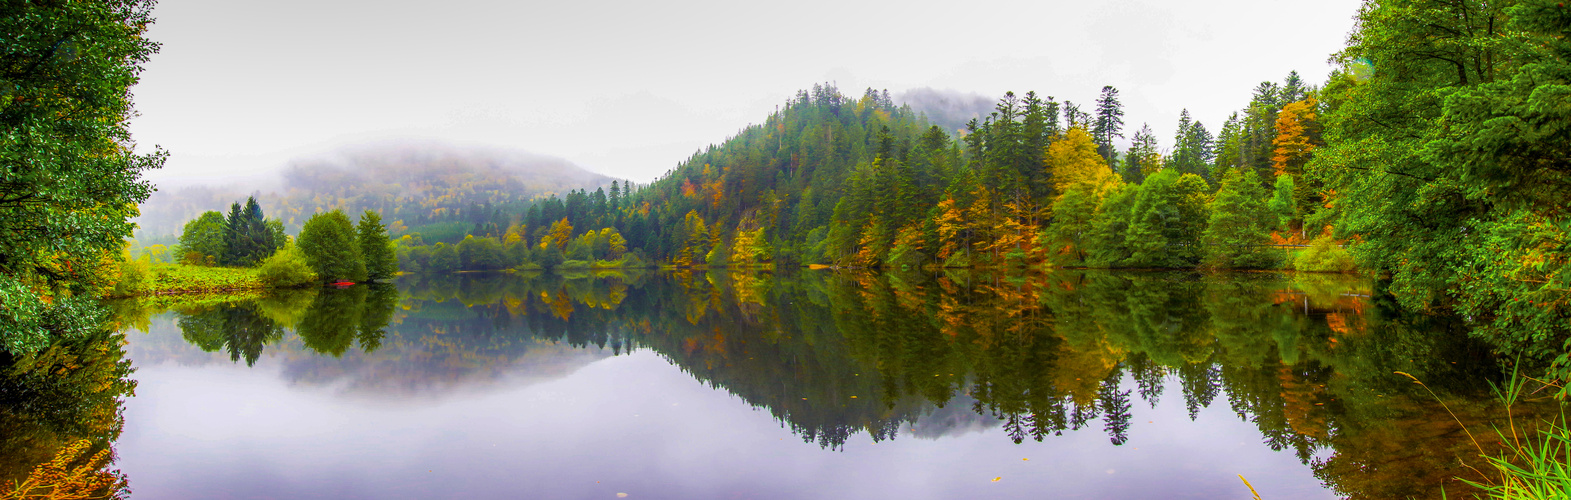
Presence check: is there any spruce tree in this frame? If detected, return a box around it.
[1092,86,1125,167]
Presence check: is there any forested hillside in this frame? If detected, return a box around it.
[550,80,1324,271]
[133,144,614,241]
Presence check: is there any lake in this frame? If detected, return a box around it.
[96,270,1532,498]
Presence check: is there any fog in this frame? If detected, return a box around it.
[130,0,1361,185]
[897,88,998,135]
[133,141,611,238]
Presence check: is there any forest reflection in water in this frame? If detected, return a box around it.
[85,268,1562,498]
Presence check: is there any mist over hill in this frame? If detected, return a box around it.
[134,142,615,239]
[896,88,996,135]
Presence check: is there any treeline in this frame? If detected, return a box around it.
[161,197,398,288]
[173,197,286,266]
[468,80,1342,273]
[393,223,644,274]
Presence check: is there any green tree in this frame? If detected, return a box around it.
[1086,183,1141,267]
[1203,169,1277,269]
[1121,124,1160,184]
[1169,110,1214,180]
[177,211,226,266]
[1092,86,1125,167]
[457,235,505,270]
[1125,170,1209,267]
[1314,0,1571,386]
[296,210,366,282]
[428,242,460,272]
[1268,174,1297,235]
[221,197,277,266]
[257,244,317,288]
[0,0,163,306]
[357,210,397,280]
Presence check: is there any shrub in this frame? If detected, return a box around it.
[1294,236,1357,273]
[257,245,319,288]
[110,258,151,297]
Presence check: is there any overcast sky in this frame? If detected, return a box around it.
[128,0,1364,187]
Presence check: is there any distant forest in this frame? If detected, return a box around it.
[134,144,615,242]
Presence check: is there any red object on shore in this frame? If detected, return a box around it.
[332,281,355,288]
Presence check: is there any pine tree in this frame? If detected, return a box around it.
[1123,124,1161,184]
[1092,86,1125,167]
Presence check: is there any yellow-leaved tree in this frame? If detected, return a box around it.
[1271,97,1320,177]
[1047,127,1116,194]
[539,217,573,251]
[1043,126,1121,264]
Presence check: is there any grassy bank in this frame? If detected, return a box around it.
[136,264,266,296]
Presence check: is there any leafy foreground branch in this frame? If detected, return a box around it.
[0,441,127,500]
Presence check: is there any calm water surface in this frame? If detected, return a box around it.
[107,270,1517,499]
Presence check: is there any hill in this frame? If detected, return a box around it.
[134,142,616,241]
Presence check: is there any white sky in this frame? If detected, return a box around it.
[128,0,1364,187]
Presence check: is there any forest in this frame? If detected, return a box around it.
[378,0,1570,390]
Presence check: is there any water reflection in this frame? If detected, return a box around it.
[111,270,1559,498]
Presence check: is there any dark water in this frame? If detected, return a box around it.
[93,270,1534,498]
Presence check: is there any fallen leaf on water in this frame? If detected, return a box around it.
[1022,458,1028,461]
[991,477,1002,482]
[617,494,628,498]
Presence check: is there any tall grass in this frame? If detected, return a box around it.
[1456,368,1571,500]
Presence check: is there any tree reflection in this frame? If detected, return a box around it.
[162,284,397,362]
[110,269,1563,498]
[178,302,282,366]
[0,326,133,492]
[389,269,1547,498]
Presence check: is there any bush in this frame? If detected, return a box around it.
[257,245,319,288]
[110,258,151,297]
[1294,236,1357,273]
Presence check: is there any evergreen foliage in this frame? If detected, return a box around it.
[221,197,281,266]
[1124,170,1210,268]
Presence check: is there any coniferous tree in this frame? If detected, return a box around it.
[1123,124,1161,184]
[1092,86,1125,167]
[221,197,277,266]
[1169,110,1214,180]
